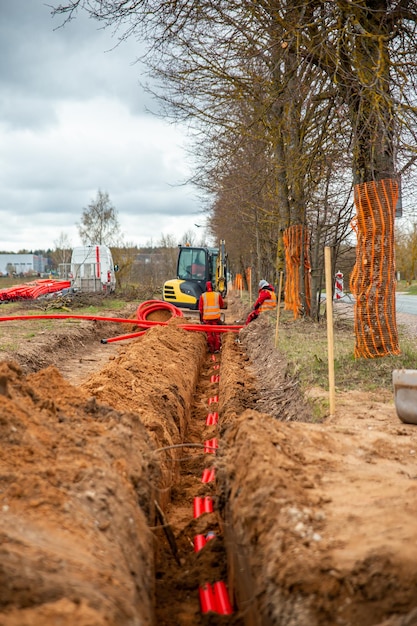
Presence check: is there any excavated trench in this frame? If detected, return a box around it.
[0,302,257,625]
[152,346,238,624]
[3,296,417,625]
[76,315,258,625]
[0,296,303,625]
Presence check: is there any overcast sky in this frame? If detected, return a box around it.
[0,0,206,252]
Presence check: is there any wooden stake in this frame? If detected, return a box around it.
[274,271,283,349]
[324,247,336,416]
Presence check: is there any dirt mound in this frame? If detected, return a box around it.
[238,315,313,422]
[0,361,156,625]
[81,320,207,506]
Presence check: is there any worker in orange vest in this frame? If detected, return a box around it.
[199,281,224,353]
[246,279,277,324]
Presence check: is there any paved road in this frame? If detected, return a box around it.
[335,294,417,316]
[396,295,417,315]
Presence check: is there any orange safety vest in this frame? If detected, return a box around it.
[201,291,221,320]
[259,290,277,313]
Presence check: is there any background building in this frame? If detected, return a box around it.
[0,254,48,276]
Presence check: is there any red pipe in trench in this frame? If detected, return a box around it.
[0,300,243,344]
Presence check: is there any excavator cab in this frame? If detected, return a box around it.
[177,248,208,282]
[163,243,227,310]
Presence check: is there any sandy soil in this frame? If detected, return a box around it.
[0,294,416,625]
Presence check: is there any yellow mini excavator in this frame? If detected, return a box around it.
[163,240,228,310]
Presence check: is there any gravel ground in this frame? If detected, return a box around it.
[333,300,417,342]
[397,311,417,338]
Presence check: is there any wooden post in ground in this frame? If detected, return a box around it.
[324,247,336,416]
[274,271,283,349]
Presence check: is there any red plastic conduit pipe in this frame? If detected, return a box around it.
[0,300,244,343]
[0,313,241,330]
[101,300,243,342]
[0,314,146,324]
[99,300,185,343]
[136,300,183,321]
[0,300,181,326]
[199,582,233,615]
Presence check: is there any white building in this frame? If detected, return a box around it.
[0,254,48,276]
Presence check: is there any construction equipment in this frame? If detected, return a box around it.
[163,240,228,310]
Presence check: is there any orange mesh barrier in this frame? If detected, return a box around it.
[350,178,400,358]
[283,224,311,319]
[233,274,243,290]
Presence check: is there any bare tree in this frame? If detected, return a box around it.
[158,233,179,280]
[395,222,417,284]
[78,190,121,246]
[293,0,417,356]
[52,0,417,352]
[53,232,72,262]
[52,231,73,278]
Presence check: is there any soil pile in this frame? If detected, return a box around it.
[0,361,156,625]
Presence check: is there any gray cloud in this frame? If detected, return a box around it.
[0,0,199,251]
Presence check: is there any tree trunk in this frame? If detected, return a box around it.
[283,224,311,319]
[350,179,400,358]
[309,225,324,322]
[347,0,399,357]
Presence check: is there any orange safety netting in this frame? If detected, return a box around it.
[282,224,311,319]
[233,274,244,290]
[350,178,400,358]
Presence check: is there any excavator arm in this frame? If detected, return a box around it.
[215,239,228,297]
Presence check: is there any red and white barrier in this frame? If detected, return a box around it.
[334,271,344,300]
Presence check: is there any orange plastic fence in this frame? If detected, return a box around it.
[233,274,243,290]
[350,178,400,358]
[282,224,311,319]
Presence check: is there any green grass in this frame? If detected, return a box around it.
[0,343,18,352]
[0,276,39,289]
[0,298,127,317]
[396,280,417,295]
[276,311,417,394]
[404,284,417,296]
[74,300,128,315]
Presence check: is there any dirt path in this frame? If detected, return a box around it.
[58,340,121,385]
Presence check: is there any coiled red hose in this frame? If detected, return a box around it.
[136,300,184,322]
[100,301,185,343]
